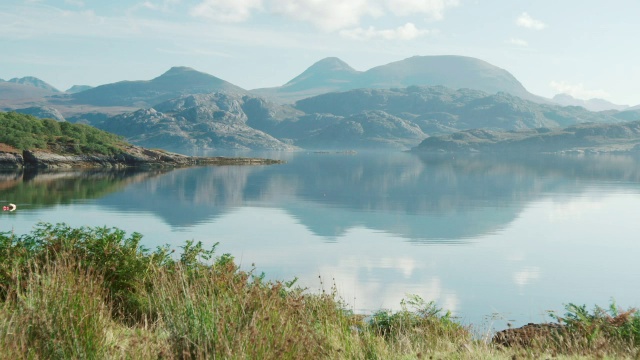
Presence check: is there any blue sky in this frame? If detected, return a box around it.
[1,0,639,105]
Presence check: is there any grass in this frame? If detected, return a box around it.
[0,223,638,359]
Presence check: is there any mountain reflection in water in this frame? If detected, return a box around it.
[2,151,640,331]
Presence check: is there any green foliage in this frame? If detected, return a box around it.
[0,260,113,359]
[369,294,465,342]
[3,223,639,359]
[0,223,173,321]
[0,111,126,155]
[550,301,640,348]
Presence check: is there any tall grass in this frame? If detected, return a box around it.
[0,223,638,359]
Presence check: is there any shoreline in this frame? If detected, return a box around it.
[0,145,284,169]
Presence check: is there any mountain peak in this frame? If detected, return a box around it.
[71,66,246,107]
[307,57,356,73]
[7,76,60,93]
[160,66,199,77]
[282,57,359,91]
[66,85,93,94]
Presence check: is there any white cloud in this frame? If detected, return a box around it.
[64,0,85,7]
[189,0,456,32]
[270,0,382,32]
[385,0,459,20]
[550,80,610,100]
[190,0,263,23]
[340,22,431,40]
[507,37,528,47]
[516,12,546,30]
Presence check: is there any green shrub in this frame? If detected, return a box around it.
[550,301,640,349]
[0,112,127,155]
[0,223,172,321]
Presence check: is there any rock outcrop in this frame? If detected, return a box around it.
[0,146,283,169]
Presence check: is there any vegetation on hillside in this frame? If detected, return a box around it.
[0,112,127,155]
[0,223,638,359]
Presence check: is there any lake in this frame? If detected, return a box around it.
[2,151,640,333]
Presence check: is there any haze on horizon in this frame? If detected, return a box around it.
[1,0,639,105]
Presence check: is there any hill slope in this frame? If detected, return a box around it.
[98,93,295,151]
[412,121,640,153]
[91,86,628,151]
[0,112,282,168]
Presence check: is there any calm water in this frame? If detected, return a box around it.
[2,151,640,332]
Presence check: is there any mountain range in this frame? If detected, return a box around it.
[551,93,629,112]
[74,85,636,151]
[253,55,545,103]
[2,55,640,152]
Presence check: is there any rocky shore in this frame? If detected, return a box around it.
[0,144,283,169]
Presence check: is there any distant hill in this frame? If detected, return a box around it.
[14,106,66,122]
[252,57,359,102]
[294,85,616,129]
[6,76,60,93]
[65,85,93,94]
[90,85,630,151]
[253,55,546,103]
[412,121,640,154]
[97,93,295,151]
[552,93,628,111]
[67,66,247,107]
[0,82,59,100]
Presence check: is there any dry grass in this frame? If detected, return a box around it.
[0,223,638,359]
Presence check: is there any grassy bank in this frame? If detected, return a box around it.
[0,223,638,359]
[0,112,127,155]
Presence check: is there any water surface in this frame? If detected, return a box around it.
[2,151,640,332]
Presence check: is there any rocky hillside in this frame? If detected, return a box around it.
[284,86,620,149]
[0,112,283,168]
[412,121,640,154]
[97,93,296,152]
[90,86,630,151]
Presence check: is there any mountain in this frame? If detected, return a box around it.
[91,85,628,151]
[293,85,617,131]
[65,85,93,94]
[252,57,359,102]
[0,81,59,101]
[7,76,60,93]
[412,121,640,154]
[0,112,281,169]
[67,66,246,107]
[97,93,295,151]
[252,55,546,103]
[295,110,426,149]
[552,93,628,111]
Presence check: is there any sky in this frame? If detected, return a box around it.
[1,0,639,105]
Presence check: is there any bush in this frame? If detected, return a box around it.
[0,112,127,155]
